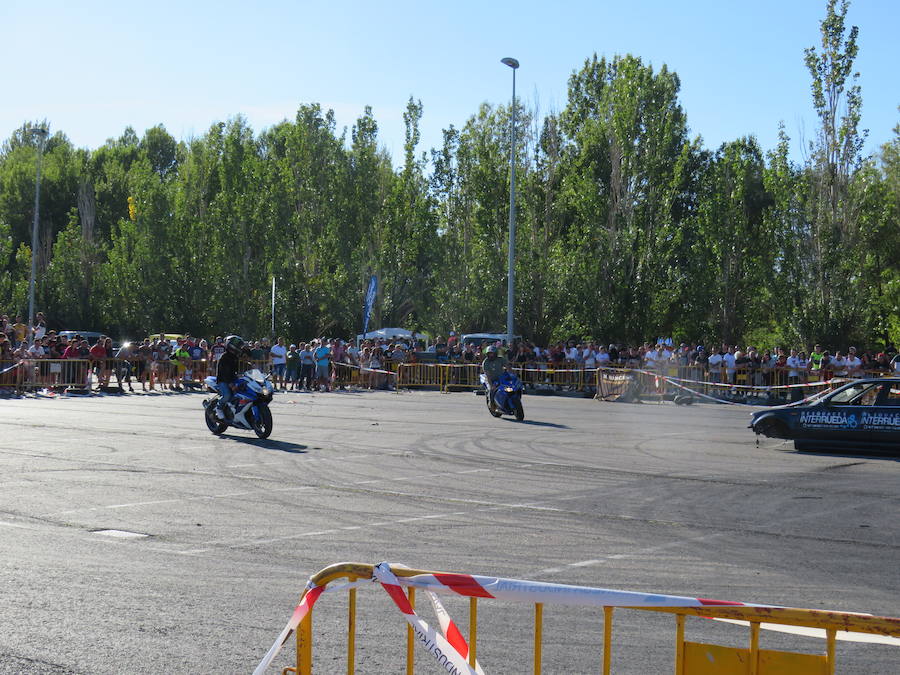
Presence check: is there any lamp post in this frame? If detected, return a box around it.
[501,57,519,348]
[28,126,49,348]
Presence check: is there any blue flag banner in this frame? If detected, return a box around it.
[362,275,378,336]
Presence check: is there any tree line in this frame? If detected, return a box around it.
[0,0,897,349]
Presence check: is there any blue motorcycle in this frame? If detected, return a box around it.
[203,369,274,438]
[482,370,525,421]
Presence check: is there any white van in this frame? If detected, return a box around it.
[460,332,519,347]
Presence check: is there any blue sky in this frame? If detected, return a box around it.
[2,0,897,166]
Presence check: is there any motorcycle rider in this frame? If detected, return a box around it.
[481,344,508,407]
[215,335,248,419]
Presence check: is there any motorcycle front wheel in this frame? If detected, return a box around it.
[251,403,273,439]
[514,399,525,421]
[205,402,228,434]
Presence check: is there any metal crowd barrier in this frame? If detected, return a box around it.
[397,363,444,389]
[595,366,898,404]
[255,561,900,675]
[442,363,482,391]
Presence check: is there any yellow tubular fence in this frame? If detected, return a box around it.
[268,562,899,675]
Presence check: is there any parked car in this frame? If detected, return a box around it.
[146,333,186,349]
[461,332,520,347]
[57,331,106,346]
[750,378,900,452]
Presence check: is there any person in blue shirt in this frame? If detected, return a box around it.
[313,339,332,392]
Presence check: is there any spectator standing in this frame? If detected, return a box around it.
[116,341,136,392]
[313,339,332,392]
[845,347,863,378]
[871,353,891,373]
[249,341,266,367]
[707,347,724,383]
[723,346,737,384]
[607,344,619,364]
[11,315,27,347]
[285,345,300,390]
[583,343,598,369]
[346,341,360,366]
[808,344,825,376]
[190,339,207,382]
[89,337,110,389]
[171,340,191,390]
[269,337,288,391]
[643,344,660,370]
[211,336,226,362]
[831,351,848,378]
[298,342,315,391]
[135,339,151,390]
[33,312,47,342]
[366,345,383,389]
[890,352,900,376]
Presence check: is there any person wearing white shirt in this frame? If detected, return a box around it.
[723,346,737,384]
[831,351,848,377]
[269,337,288,391]
[845,352,862,377]
[786,350,801,381]
[707,349,724,383]
[582,344,597,368]
[644,346,660,370]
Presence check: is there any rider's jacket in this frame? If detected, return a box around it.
[481,355,508,383]
[217,351,241,384]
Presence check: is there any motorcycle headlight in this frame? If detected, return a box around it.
[263,387,272,396]
[505,387,514,392]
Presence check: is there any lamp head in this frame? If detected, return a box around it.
[501,57,519,69]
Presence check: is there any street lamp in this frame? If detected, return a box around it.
[501,57,519,348]
[28,126,49,348]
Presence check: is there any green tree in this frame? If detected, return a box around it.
[799,0,867,343]
[558,54,689,342]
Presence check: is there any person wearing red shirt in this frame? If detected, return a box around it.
[89,338,111,389]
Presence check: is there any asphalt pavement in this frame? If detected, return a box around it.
[0,387,897,673]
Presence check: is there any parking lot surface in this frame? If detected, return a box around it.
[1,389,897,673]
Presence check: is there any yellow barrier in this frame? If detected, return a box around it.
[397,363,444,390]
[442,363,482,391]
[14,358,93,393]
[593,366,899,404]
[259,562,899,675]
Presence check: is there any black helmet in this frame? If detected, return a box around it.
[225,335,245,355]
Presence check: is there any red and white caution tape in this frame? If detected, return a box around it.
[252,579,376,674]
[253,582,325,675]
[374,562,481,675]
[427,590,485,674]
[382,567,760,609]
[254,563,771,673]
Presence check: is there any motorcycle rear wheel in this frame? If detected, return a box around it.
[205,403,228,434]
[252,404,273,439]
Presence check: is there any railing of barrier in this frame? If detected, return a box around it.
[1,360,22,392]
[397,363,444,390]
[254,561,900,675]
[596,366,899,405]
[442,363,482,391]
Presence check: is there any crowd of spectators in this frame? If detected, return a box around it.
[3,311,900,394]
